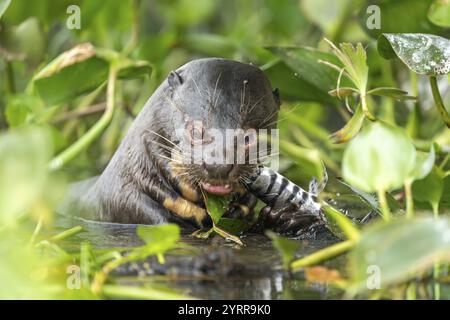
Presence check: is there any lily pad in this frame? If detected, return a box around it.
[378,33,450,76]
[350,217,450,291]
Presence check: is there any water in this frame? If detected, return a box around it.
[52,178,373,300]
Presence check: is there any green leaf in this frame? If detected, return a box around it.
[322,204,360,241]
[0,0,11,19]
[428,0,450,27]
[136,224,180,256]
[378,33,450,76]
[328,87,358,98]
[266,46,346,96]
[204,193,232,224]
[367,87,416,101]
[412,168,443,214]
[1,17,46,65]
[216,218,249,234]
[33,43,109,106]
[408,144,436,181]
[360,0,443,39]
[329,102,365,144]
[266,231,300,269]
[342,122,416,192]
[5,94,44,127]
[264,61,335,103]
[33,44,152,106]
[0,126,52,226]
[350,217,450,291]
[301,0,363,38]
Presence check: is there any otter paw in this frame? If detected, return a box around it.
[254,204,326,238]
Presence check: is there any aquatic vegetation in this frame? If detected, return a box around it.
[1,0,450,300]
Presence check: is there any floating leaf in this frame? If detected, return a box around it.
[367,87,416,101]
[329,102,365,144]
[342,122,416,192]
[350,217,450,291]
[378,33,450,76]
[428,0,450,27]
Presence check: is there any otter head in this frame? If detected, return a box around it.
[161,58,281,196]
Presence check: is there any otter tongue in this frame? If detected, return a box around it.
[202,183,232,195]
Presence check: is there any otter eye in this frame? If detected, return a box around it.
[244,130,258,149]
[192,127,203,141]
[188,122,205,144]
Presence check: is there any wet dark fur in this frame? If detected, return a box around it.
[60,58,280,229]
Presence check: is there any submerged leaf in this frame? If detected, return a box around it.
[378,33,450,76]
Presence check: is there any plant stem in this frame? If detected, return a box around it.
[49,226,84,242]
[291,239,354,271]
[377,189,392,222]
[101,285,195,300]
[322,203,360,241]
[5,59,16,94]
[48,67,117,171]
[404,180,414,219]
[361,94,376,121]
[429,76,450,128]
[434,262,441,300]
[406,281,416,300]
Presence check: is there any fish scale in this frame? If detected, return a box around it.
[245,166,323,217]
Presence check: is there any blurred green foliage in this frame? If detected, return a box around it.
[1,0,450,299]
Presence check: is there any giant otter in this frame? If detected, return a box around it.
[61,58,326,236]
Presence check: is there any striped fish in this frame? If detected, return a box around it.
[245,166,327,218]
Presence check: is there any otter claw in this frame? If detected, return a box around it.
[254,204,326,238]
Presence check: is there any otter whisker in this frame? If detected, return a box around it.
[163,91,187,115]
[212,72,222,110]
[145,129,182,150]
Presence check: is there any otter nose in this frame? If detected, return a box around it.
[203,163,234,179]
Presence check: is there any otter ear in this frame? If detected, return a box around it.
[273,88,281,107]
[168,70,183,88]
